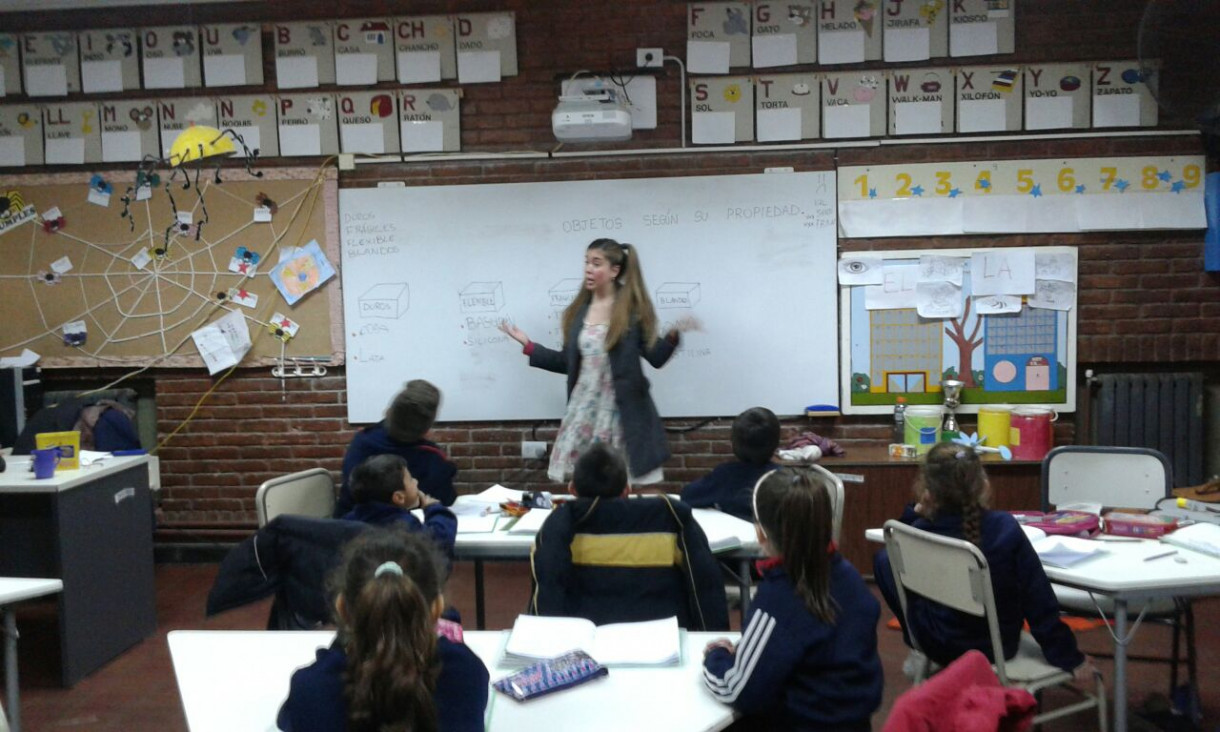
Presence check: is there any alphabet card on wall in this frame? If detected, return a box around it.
[395,16,457,84]
[277,93,339,156]
[1092,60,1157,128]
[79,28,139,93]
[822,71,886,138]
[0,104,44,166]
[754,73,820,141]
[751,2,817,67]
[955,65,1022,132]
[399,88,460,152]
[949,0,1015,56]
[43,103,100,165]
[157,98,216,157]
[839,246,1077,415]
[22,32,79,96]
[0,34,21,96]
[1024,62,1090,130]
[275,22,336,89]
[201,23,264,87]
[332,18,395,85]
[218,94,277,158]
[338,91,400,154]
[142,26,202,89]
[455,12,517,84]
[690,76,754,143]
[687,2,752,73]
[883,0,948,62]
[817,0,882,64]
[99,100,158,163]
[888,67,953,135]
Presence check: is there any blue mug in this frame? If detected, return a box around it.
[31,448,61,479]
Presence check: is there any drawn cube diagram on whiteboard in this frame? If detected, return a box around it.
[359,283,409,319]
[549,278,581,309]
[459,282,504,313]
[656,282,701,309]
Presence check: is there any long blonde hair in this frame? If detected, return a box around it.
[560,238,658,350]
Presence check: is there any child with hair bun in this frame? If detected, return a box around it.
[278,528,487,732]
[874,441,1096,682]
[702,466,882,730]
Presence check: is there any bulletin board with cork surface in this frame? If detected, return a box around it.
[0,166,343,367]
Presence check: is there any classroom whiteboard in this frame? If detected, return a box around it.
[339,172,838,422]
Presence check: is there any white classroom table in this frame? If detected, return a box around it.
[865,527,1220,732]
[452,497,763,628]
[0,577,63,732]
[168,629,741,732]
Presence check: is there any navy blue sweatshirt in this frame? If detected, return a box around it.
[680,460,778,522]
[341,502,457,559]
[873,506,1085,672]
[338,423,458,514]
[703,559,883,731]
[278,636,488,732]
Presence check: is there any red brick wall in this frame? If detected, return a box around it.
[13,0,1215,537]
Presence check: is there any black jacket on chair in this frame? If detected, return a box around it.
[528,495,730,631]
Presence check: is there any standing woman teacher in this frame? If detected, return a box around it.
[500,238,698,484]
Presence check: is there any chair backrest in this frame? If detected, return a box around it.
[808,463,845,543]
[256,468,336,526]
[883,520,1013,684]
[1041,445,1172,512]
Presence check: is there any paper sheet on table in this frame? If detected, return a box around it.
[824,104,870,139]
[457,513,500,534]
[507,508,552,534]
[82,60,123,93]
[686,41,730,74]
[752,34,797,68]
[885,27,930,62]
[894,101,943,135]
[692,111,735,144]
[818,30,864,64]
[950,21,997,56]
[1025,95,1074,130]
[0,348,40,368]
[838,256,885,285]
[1034,252,1076,283]
[279,124,321,156]
[1138,191,1206,229]
[190,308,251,375]
[80,450,112,466]
[756,107,801,142]
[1093,94,1140,128]
[864,265,919,310]
[397,51,441,84]
[919,255,966,285]
[973,294,1022,314]
[204,54,247,86]
[25,64,68,96]
[474,484,524,503]
[1033,537,1105,568]
[276,56,319,88]
[457,51,501,83]
[144,57,186,89]
[971,249,1035,295]
[958,98,1006,132]
[340,122,385,154]
[916,281,963,318]
[336,53,377,85]
[402,120,444,152]
[1026,279,1075,311]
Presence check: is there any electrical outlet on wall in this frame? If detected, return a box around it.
[636,48,663,68]
[521,441,547,460]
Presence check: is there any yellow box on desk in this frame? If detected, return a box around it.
[35,431,81,470]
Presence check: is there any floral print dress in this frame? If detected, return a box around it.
[547,322,624,482]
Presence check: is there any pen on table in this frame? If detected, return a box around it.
[1143,549,1178,562]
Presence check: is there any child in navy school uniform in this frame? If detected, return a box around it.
[873,442,1096,681]
[681,406,780,521]
[703,466,883,731]
[278,528,488,732]
[342,454,457,559]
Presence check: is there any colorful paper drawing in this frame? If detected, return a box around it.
[268,312,301,342]
[269,239,335,306]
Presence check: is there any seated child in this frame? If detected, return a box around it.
[681,406,780,521]
[337,379,458,514]
[702,467,883,730]
[342,454,456,559]
[278,528,488,732]
[873,441,1095,681]
[529,442,729,631]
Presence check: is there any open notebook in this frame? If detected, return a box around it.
[1161,522,1220,558]
[504,615,680,666]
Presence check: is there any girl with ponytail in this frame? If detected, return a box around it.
[702,467,883,730]
[874,441,1096,683]
[278,528,488,732]
[500,238,698,484]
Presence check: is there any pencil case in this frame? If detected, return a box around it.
[1104,511,1177,538]
[1017,510,1100,536]
[492,651,608,702]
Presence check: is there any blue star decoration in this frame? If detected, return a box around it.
[1115,178,1130,192]
[978,178,991,190]
[910,184,925,197]
[1075,184,1086,194]
[1157,170,1172,182]
[1029,183,1042,198]
[868,187,877,199]
[1171,180,1186,194]
[948,187,962,198]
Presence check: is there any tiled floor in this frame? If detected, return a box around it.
[8,560,1218,730]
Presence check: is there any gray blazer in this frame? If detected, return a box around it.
[528,304,678,477]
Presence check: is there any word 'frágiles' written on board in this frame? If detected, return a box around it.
[343,211,398,258]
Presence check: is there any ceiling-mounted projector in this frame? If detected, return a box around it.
[552,82,633,142]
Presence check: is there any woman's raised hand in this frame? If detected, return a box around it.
[669,316,702,336]
[498,319,530,346]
